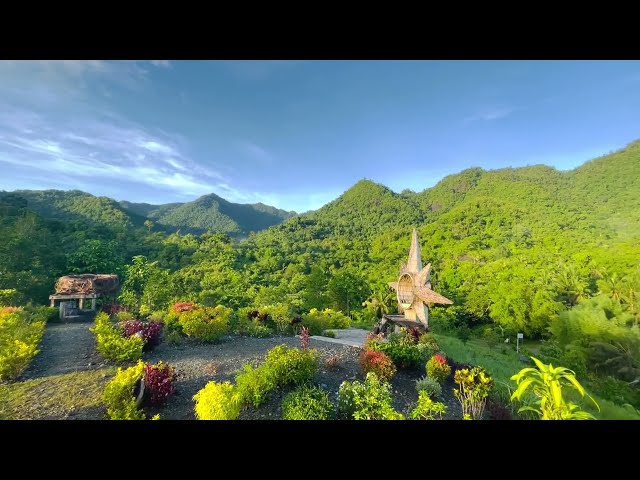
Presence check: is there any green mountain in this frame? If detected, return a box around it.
[0,189,296,236]
[119,193,296,235]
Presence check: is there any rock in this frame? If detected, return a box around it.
[519,355,531,364]
[321,383,328,389]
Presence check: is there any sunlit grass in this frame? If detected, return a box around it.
[0,367,116,420]
[434,333,640,420]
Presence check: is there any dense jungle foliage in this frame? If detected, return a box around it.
[1,141,639,388]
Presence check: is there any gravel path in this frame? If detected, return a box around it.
[22,320,102,380]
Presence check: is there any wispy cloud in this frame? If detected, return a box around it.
[0,102,231,198]
[149,60,172,68]
[464,107,516,124]
[238,140,274,164]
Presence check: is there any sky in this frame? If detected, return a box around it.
[1,60,639,213]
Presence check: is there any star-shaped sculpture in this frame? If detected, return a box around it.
[388,228,453,328]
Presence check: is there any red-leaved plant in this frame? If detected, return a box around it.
[300,326,310,350]
[359,350,397,381]
[121,320,163,348]
[171,302,197,314]
[143,362,176,406]
[426,353,452,384]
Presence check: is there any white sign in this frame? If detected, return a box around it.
[517,333,524,339]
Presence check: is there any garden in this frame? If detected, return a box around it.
[0,300,611,420]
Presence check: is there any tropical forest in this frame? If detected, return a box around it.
[1,136,639,421]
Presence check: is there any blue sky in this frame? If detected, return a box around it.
[1,60,639,212]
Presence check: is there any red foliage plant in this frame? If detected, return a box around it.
[299,326,310,350]
[121,320,163,347]
[143,362,176,406]
[171,302,197,314]
[359,350,397,381]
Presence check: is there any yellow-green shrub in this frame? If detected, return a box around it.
[302,308,350,335]
[236,344,319,407]
[103,361,146,420]
[258,304,292,333]
[0,310,45,381]
[91,312,143,362]
[178,305,231,342]
[193,381,242,420]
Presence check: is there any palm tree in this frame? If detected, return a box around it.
[598,272,624,302]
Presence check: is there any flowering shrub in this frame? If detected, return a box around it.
[282,386,334,420]
[454,366,494,420]
[193,381,242,420]
[144,361,176,406]
[410,391,447,420]
[426,354,451,384]
[359,350,396,381]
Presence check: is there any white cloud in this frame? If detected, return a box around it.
[150,60,171,68]
[0,106,228,200]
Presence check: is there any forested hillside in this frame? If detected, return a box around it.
[1,141,639,393]
[0,189,296,237]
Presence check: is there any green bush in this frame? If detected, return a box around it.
[282,386,334,420]
[234,316,273,337]
[324,330,336,338]
[178,305,231,342]
[367,340,425,369]
[302,308,350,335]
[426,354,451,384]
[235,364,278,407]
[0,309,46,381]
[22,305,59,323]
[588,375,640,408]
[193,381,242,420]
[337,372,404,420]
[236,345,319,407]
[103,361,145,420]
[259,304,292,333]
[115,311,135,322]
[265,344,318,386]
[91,312,143,362]
[410,391,447,420]
[415,376,442,399]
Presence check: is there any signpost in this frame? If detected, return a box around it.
[517,333,524,353]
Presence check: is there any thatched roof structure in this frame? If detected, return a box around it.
[54,274,119,295]
[387,228,453,327]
